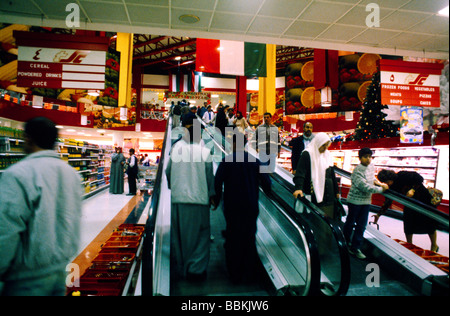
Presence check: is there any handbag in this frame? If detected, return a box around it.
[428,187,443,206]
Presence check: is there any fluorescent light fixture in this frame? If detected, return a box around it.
[438,5,449,16]
[66,129,76,132]
[211,94,219,98]
[56,125,64,129]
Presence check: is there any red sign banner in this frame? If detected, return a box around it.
[379,60,443,108]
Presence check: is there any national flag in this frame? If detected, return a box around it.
[195,38,267,77]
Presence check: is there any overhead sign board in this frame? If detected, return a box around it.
[14,31,109,90]
[379,60,443,108]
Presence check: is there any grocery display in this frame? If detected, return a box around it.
[67,224,145,296]
[57,139,113,197]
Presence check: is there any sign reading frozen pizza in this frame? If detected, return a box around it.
[379,60,443,108]
[14,31,109,90]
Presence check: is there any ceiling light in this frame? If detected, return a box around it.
[56,125,64,129]
[175,56,181,60]
[179,14,200,24]
[438,5,449,16]
[66,129,76,132]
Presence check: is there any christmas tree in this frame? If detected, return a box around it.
[353,71,399,141]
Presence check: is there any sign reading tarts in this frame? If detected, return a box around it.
[14,31,109,90]
[379,59,443,108]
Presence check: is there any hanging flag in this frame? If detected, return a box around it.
[187,71,202,92]
[169,71,185,92]
[196,38,267,77]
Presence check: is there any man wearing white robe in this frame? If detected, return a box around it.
[166,121,215,281]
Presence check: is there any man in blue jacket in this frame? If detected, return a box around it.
[0,117,83,296]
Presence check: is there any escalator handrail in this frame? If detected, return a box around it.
[268,172,351,296]
[334,166,449,230]
[296,195,351,296]
[141,116,172,296]
[262,187,322,296]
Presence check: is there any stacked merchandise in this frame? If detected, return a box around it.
[67,224,145,296]
[394,239,449,274]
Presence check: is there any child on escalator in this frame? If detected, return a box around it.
[343,147,388,259]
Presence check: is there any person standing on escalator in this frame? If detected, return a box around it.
[343,148,388,259]
[214,132,272,283]
[292,132,339,218]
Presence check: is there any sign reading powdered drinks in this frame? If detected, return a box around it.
[14,31,109,90]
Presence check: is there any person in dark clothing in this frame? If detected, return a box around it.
[375,169,439,252]
[214,132,272,283]
[289,122,314,174]
[126,148,138,195]
[214,104,228,136]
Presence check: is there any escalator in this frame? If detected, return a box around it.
[141,116,352,296]
[282,144,449,295]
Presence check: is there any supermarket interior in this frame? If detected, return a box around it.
[0,0,449,297]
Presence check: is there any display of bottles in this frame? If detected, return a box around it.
[0,126,24,139]
[0,155,23,170]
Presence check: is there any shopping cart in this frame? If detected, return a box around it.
[137,164,157,194]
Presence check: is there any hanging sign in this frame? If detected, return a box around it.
[14,31,109,90]
[379,60,443,108]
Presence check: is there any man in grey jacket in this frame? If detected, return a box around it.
[0,117,83,296]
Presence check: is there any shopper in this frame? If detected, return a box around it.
[166,118,215,281]
[197,102,208,119]
[110,147,126,194]
[289,122,314,174]
[343,148,388,259]
[214,132,271,283]
[126,148,138,195]
[251,112,280,173]
[0,117,83,296]
[293,132,339,218]
[375,169,439,252]
[214,103,228,137]
[234,111,249,134]
[202,105,215,126]
[171,101,182,129]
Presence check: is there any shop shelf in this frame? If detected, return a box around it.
[80,271,129,289]
[92,253,135,263]
[106,236,141,243]
[88,261,131,271]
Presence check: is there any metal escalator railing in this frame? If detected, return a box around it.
[294,196,351,296]
[334,166,449,295]
[268,171,351,296]
[334,166,449,231]
[141,116,172,296]
[199,120,349,295]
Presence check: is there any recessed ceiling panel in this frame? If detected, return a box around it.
[258,0,311,19]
